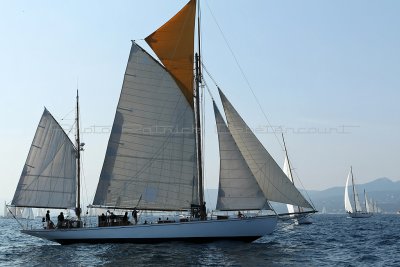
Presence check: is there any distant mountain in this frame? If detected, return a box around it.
[205,177,400,214]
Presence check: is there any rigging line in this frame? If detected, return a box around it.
[201,64,217,100]
[204,0,284,151]
[80,152,90,211]
[291,166,316,209]
[6,206,24,229]
[60,108,75,121]
[202,76,215,103]
[201,82,206,186]
[283,138,316,210]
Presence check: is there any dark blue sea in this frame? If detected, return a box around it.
[0,214,399,266]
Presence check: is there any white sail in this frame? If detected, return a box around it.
[213,102,269,211]
[13,0,283,245]
[344,171,353,213]
[365,191,371,213]
[12,109,77,209]
[283,156,298,215]
[218,89,313,209]
[354,188,362,212]
[3,202,7,218]
[5,205,23,218]
[22,208,35,220]
[93,43,198,211]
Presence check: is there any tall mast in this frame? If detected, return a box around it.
[281,133,294,185]
[195,0,205,219]
[75,90,81,220]
[282,133,304,213]
[364,189,367,212]
[350,166,357,213]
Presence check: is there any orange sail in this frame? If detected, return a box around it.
[145,0,196,106]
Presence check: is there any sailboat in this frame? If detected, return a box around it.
[364,190,373,214]
[4,202,23,218]
[281,135,313,225]
[11,0,314,244]
[344,167,372,218]
[21,208,35,220]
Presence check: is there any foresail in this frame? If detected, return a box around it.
[213,102,270,211]
[365,191,371,213]
[12,109,77,209]
[22,207,34,220]
[93,42,198,211]
[344,171,353,213]
[145,0,196,106]
[218,89,313,209]
[354,187,362,212]
[283,156,300,214]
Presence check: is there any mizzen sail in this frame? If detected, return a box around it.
[12,109,77,209]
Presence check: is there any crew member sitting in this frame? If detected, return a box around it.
[57,212,65,228]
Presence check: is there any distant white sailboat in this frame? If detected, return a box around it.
[4,202,23,218]
[321,206,327,214]
[282,134,313,224]
[344,167,372,218]
[21,208,35,220]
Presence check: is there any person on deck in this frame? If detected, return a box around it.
[132,208,138,224]
[42,217,46,229]
[123,212,129,225]
[45,210,51,228]
[57,212,65,228]
[100,213,106,226]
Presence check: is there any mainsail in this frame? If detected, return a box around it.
[12,109,77,209]
[93,0,198,211]
[213,102,269,211]
[93,43,198,211]
[344,171,353,213]
[218,89,313,209]
[365,190,371,213]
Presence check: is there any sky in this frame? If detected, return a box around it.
[1,0,399,210]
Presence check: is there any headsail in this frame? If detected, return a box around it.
[344,170,353,213]
[93,43,198,211]
[22,207,35,220]
[12,109,77,209]
[145,0,196,106]
[213,102,270,211]
[365,190,371,213]
[283,155,297,214]
[218,89,313,209]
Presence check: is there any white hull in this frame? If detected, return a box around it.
[295,215,312,225]
[347,212,373,218]
[22,216,277,245]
